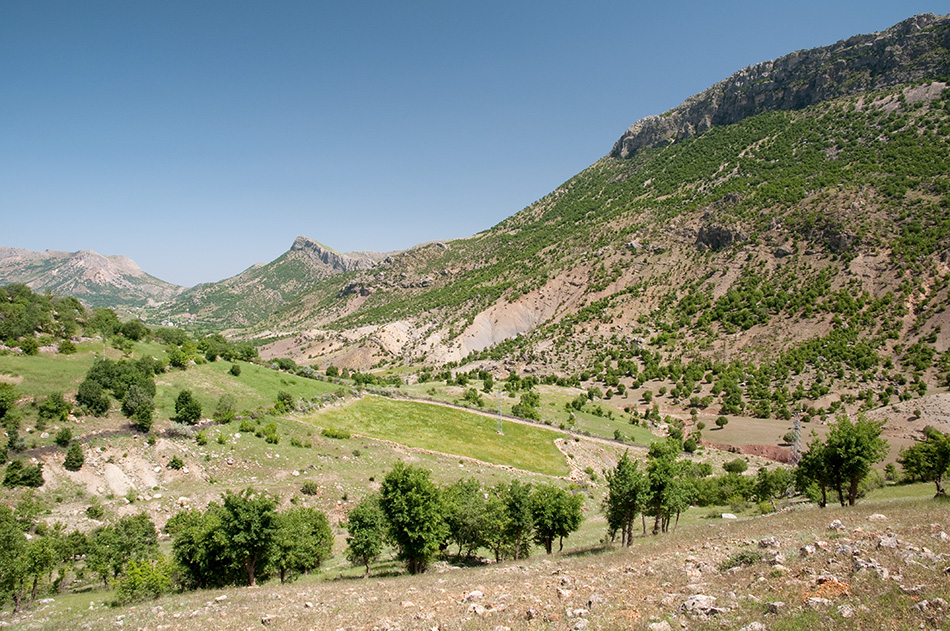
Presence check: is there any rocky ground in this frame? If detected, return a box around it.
[5,493,947,631]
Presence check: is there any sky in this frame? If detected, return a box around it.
[1,1,944,287]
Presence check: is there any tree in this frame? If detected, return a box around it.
[0,383,17,420]
[270,507,333,583]
[379,462,447,574]
[63,443,84,471]
[0,505,28,612]
[167,505,241,589]
[645,439,686,534]
[37,393,71,422]
[603,451,647,546]
[219,489,277,586]
[797,415,888,507]
[823,415,888,506]
[344,494,387,577]
[501,480,534,560]
[3,461,43,488]
[85,514,159,586]
[531,484,584,554]
[899,428,950,496]
[76,379,110,416]
[796,433,831,507]
[174,389,202,424]
[715,416,729,429]
[443,478,487,558]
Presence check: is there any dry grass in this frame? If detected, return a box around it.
[9,489,948,631]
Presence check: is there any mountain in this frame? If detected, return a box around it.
[239,13,950,396]
[0,246,182,308]
[151,236,395,327]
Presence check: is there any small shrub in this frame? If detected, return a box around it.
[64,443,84,471]
[86,502,105,520]
[229,363,241,377]
[54,427,73,448]
[167,455,184,470]
[321,427,351,440]
[112,557,172,605]
[718,550,762,571]
[301,480,319,496]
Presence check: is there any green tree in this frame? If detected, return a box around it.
[530,484,584,554]
[0,505,29,612]
[167,506,241,589]
[76,379,110,416]
[796,433,831,507]
[501,480,534,560]
[219,489,277,586]
[63,443,84,471]
[174,389,202,424]
[898,428,950,496]
[270,507,333,583]
[344,494,387,577]
[379,462,447,574]
[603,451,647,546]
[0,383,18,420]
[443,478,487,558]
[85,514,159,586]
[823,415,888,506]
[37,393,71,422]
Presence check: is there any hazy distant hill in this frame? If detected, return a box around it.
[0,246,183,308]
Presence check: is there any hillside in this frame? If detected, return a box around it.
[0,247,182,308]
[224,14,950,418]
[152,236,394,328]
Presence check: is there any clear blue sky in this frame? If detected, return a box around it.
[1,1,942,286]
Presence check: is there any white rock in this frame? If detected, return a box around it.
[721,513,737,520]
[464,590,484,602]
[868,513,887,522]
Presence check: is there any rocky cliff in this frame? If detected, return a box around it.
[612,13,950,158]
[289,236,387,273]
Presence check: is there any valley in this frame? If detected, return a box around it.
[2,12,950,631]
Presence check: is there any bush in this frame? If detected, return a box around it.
[54,427,73,448]
[174,390,202,424]
[723,458,748,475]
[301,480,319,496]
[718,550,762,571]
[321,427,351,439]
[39,393,72,421]
[112,557,172,605]
[3,460,43,487]
[64,443,84,471]
[229,363,241,377]
[213,394,236,423]
[167,456,185,470]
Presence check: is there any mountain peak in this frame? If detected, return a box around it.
[289,236,381,273]
[612,13,950,158]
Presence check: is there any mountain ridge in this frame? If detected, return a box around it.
[612,13,950,158]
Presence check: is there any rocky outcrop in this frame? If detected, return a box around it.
[290,236,384,273]
[612,14,950,158]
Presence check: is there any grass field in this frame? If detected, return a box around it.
[308,395,569,476]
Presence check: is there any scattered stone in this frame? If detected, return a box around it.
[758,536,780,549]
[806,597,832,609]
[525,608,540,621]
[868,513,887,522]
[681,594,723,616]
[800,544,816,557]
[573,619,589,630]
[556,588,572,600]
[767,602,786,614]
[304,602,314,608]
[401,601,415,608]
[721,513,738,520]
[837,604,855,618]
[829,520,845,531]
[771,564,789,576]
[648,622,673,631]
[464,590,484,602]
[467,603,487,616]
[261,615,275,625]
[877,534,899,549]
[740,623,766,631]
[214,595,227,603]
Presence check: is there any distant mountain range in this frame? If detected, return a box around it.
[0,246,183,308]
